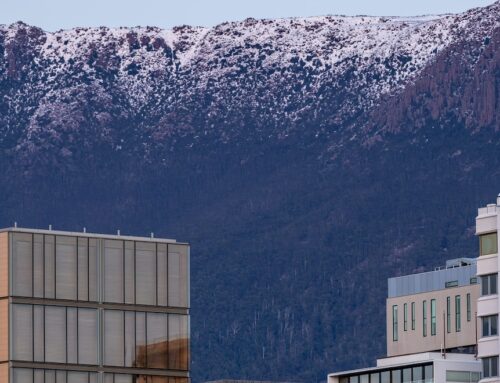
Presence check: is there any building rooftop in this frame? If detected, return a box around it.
[329,353,479,377]
[0,226,185,244]
[388,258,477,298]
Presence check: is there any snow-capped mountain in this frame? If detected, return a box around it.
[0,2,499,382]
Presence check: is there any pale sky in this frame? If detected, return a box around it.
[1,0,496,31]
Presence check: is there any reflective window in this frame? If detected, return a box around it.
[136,242,157,306]
[370,373,379,383]
[483,356,499,378]
[423,300,427,337]
[412,367,422,382]
[431,299,436,336]
[56,236,77,300]
[392,369,401,383]
[424,365,434,381]
[67,308,78,364]
[480,233,498,256]
[33,235,44,298]
[88,239,98,302]
[455,295,461,332]
[169,314,189,371]
[403,303,407,331]
[402,368,411,383]
[104,310,125,366]
[12,369,98,383]
[467,293,471,322]
[481,274,498,296]
[124,242,135,304]
[45,306,66,363]
[34,305,44,362]
[360,375,368,383]
[381,371,390,383]
[44,236,55,299]
[168,245,189,308]
[12,233,33,297]
[78,308,98,365]
[482,315,498,337]
[104,240,124,303]
[12,304,33,361]
[411,302,415,330]
[447,297,451,333]
[147,313,168,369]
[157,244,168,306]
[77,238,89,301]
[392,305,398,341]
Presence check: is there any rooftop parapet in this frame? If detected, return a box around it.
[388,258,477,298]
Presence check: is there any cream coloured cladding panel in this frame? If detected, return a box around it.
[477,336,499,358]
[476,215,497,235]
[477,295,499,317]
[387,284,479,357]
[477,255,499,276]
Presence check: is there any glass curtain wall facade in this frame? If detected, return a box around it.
[0,229,190,383]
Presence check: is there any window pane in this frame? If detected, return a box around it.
[78,238,89,301]
[480,233,498,255]
[45,306,66,363]
[136,312,147,368]
[455,296,461,332]
[392,305,398,341]
[34,370,44,383]
[431,299,436,336]
[492,316,498,336]
[168,314,189,371]
[168,245,189,308]
[491,275,498,295]
[492,356,499,377]
[13,368,33,383]
[402,369,411,383]
[104,240,124,303]
[147,313,168,369]
[45,370,56,383]
[392,370,401,383]
[424,365,433,380]
[124,242,135,304]
[56,370,67,383]
[104,310,125,366]
[33,235,44,298]
[136,242,156,306]
[349,377,359,383]
[125,311,136,367]
[157,244,168,306]
[12,233,33,297]
[67,307,78,364]
[360,375,368,383]
[78,308,98,365]
[56,236,77,300]
[33,305,44,362]
[68,371,89,383]
[381,371,390,383]
[12,304,33,361]
[89,373,98,383]
[370,373,379,383]
[412,367,422,381]
[115,375,133,383]
[89,239,98,302]
[44,236,55,299]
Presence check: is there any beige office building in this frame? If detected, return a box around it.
[387,258,480,357]
[476,196,500,382]
[0,227,190,383]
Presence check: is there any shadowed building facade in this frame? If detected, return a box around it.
[0,227,190,383]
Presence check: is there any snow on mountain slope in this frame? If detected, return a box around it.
[0,1,498,157]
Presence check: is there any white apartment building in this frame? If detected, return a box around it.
[476,195,500,382]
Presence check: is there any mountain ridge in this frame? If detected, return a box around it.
[0,2,499,382]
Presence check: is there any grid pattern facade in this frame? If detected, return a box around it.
[0,229,190,383]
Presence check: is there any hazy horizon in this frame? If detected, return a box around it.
[1,0,496,32]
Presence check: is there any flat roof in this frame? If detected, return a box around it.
[0,227,186,245]
[328,353,478,377]
[388,261,477,298]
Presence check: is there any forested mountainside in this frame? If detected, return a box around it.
[0,1,499,381]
